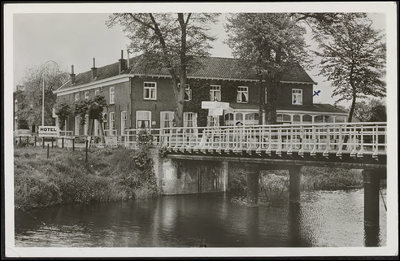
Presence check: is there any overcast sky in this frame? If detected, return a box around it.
[8,3,391,107]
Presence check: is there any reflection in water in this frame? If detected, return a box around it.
[246,207,259,246]
[15,189,386,247]
[364,225,380,247]
[289,203,302,247]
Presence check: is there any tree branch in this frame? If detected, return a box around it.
[185,13,192,25]
[128,13,156,31]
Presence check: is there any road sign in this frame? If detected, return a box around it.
[201,101,229,109]
[208,108,224,116]
[38,126,59,137]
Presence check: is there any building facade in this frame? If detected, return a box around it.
[53,52,347,137]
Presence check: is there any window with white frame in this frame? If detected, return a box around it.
[144,82,157,100]
[136,111,151,129]
[94,89,100,96]
[292,89,303,105]
[210,85,221,101]
[94,119,99,136]
[84,91,89,100]
[102,113,108,132]
[75,93,80,101]
[110,87,115,104]
[207,116,219,127]
[183,112,197,128]
[245,113,259,123]
[178,83,192,101]
[224,113,234,126]
[109,112,115,131]
[74,115,80,135]
[84,114,89,135]
[236,113,243,123]
[237,86,248,103]
[121,111,127,135]
[160,111,174,129]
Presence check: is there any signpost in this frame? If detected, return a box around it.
[38,126,60,138]
[208,108,224,116]
[201,101,229,110]
[201,101,229,126]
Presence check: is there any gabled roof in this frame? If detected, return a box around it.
[56,56,316,92]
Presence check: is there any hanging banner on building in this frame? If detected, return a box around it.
[38,126,60,137]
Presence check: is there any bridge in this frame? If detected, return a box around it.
[125,121,386,166]
[50,122,386,229]
[125,121,387,230]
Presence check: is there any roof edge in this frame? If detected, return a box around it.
[54,74,134,94]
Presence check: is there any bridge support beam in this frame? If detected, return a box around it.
[289,165,302,204]
[363,169,384,227]
[246,165,260,207]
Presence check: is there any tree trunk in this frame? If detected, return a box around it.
[258,72,264,125]
[342,88,357,149]
[264,78,278,125]
[347,92,357,123]
[174,13,188,128]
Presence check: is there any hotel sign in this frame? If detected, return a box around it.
[38,126,60,137]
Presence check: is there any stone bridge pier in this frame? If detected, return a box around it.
[242,163,386,229]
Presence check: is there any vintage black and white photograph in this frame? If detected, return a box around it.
[3,2,398,258]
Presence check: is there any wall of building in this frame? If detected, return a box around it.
[277,83,313,107]
[56,80,131,136]
[56,75,315,134]
[131,77,176,129]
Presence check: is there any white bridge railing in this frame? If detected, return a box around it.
[124,122,387,159]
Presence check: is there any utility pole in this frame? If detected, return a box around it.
[42,60,59,126]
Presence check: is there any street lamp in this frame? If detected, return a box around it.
[42,60,59,126]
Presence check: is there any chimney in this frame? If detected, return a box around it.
[119,50,126,74]
[91,58,97,80]
[70,65,76,84]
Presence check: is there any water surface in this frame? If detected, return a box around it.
[15,188,387,247]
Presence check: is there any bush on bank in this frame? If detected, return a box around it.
[14,146,159,211]
[229,166,367,194]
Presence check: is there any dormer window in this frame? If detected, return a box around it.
[292,89,302,105]
[237,86,248,103]
[143,82,157,100]
[210,85,221,101]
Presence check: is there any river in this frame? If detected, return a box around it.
[15,188,386,247]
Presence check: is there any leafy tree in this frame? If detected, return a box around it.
[313,14,386,122]
[54,101,73,129]
[353,98,386,122]
[225,13,311,124]
[17,63,69,128]
[74,95,108,126]
[106,13,219,127]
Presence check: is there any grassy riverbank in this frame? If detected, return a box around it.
[14,146,159,211]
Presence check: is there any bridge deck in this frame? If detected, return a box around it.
[124,122,387,164]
